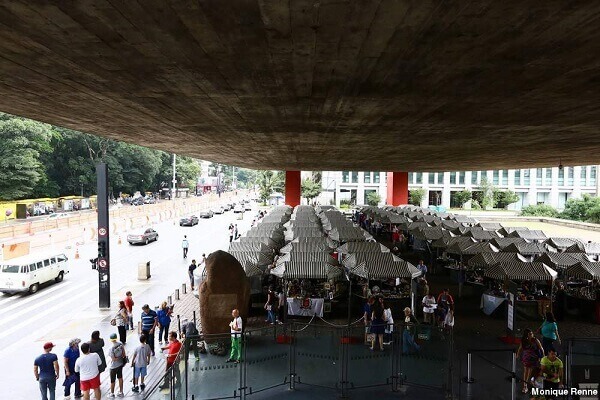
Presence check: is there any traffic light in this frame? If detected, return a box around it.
[98,241,107,258]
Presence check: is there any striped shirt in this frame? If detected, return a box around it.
[140,309,157,331]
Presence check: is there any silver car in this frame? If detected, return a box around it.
[127,228,159,245]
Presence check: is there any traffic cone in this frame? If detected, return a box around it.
[75,247,80,259]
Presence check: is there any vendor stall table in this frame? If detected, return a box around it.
[287,297,324,317]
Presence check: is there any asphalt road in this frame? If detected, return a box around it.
[0,202,255,400]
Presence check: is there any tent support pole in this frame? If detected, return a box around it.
[347,277,352,326]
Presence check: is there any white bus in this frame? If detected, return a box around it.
[0,253,69,294]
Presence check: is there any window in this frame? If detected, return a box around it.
[342,171,349,183]
[57,255,67,263]
[523,169,530,185]
[429,172,435,185]
[514,170,521,185]
[364,172,371,184]
[1,265,20,273]
[374,172,380,184]
[591,166,597,186]
[29,263,36,271]
[493,170,500,185]
[416,172,423,184]
[43,259,50,267]
[408,172,414,184]
[459,171,465,185]
[536,168,543,185]
[36,261,43,270]
[50,257,56,265]
[558,168,564,186]
[471,171,478,185]
[567,167,574,186]
[22,265,29,273]
[351,172,358,183]
[545,168,552,186]
[450,172,457,185]
[581,167,587,186]
[501,170,508,185]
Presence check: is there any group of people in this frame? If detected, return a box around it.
[228,223,240,242]
[187,255,207,291]
[517,312,564,397]
[264,286,285,325]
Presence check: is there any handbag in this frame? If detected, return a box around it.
[110,319,116,326]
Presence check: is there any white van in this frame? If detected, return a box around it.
[0,253,69,294]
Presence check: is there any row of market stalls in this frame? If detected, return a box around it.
[359,205,600,322]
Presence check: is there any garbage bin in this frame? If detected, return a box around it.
[138,261,151,280]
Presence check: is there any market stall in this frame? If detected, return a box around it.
[564,261,600,323]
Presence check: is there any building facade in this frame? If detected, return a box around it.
[318,166,599,210]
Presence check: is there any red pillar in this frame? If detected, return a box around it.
[386,172,409,205]
[285,170,301,207]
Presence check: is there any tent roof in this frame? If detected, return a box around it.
[270,260,343,279]
[535,253,583,269]
[484,262,557,281]
[490,237,529,249]
[343,252,420,279]
[463,228,500,241]
[566,262,600,280]
[544,237,584,250]
[336,241,390,254]
[412,226,445,241]
[510,230,548,241]
[476,222,504,231]
[468,252,528,269]
[501,242,549,255]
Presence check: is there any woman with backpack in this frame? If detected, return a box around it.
[108,333,128,397]
[157,302,173,346]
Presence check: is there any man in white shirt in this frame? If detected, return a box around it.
[182,236,189,258]
[226,309,243,363]
[422,293,437,325]
[74,342,102,400]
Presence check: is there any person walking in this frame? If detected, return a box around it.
[422,292,437,325]
[181,318,200,361]
[62,338,81,400]
[108,333,126,398]
[370,299,386,351]
[124,291,135,330]
[516,328,544,394]
[227,309,243,363]
[402,307,420,355]
[141,304,158,356]
[182,235,189,258]
[228,224,234,243]
[277,289,285,324]
[363,296,375,345]
[159,332,182,389]
[234,224,239,240]
[540,349,564,398]
[264,286,277,324]
[382,300,394,345]
[539,312,561,355]
[131,334,152,393]
[34,342,59,400]
[113,300,129,344]
[87,331,106,375]
[188,260,197,291]
[74,343,102,400]
[417,260,428,279]
[157,302,173,346]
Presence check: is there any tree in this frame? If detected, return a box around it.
[494,189,520,209]
[452,190,472,208]
[478,177,495,209]
[257,170,284,204]
[408,188,425,206]
[366,191,381,206]
[0,114,55,200]
[521,204,559,218]
[560,194,600,221]
[301,178,322,203]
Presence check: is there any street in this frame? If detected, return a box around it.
[0,203,255,400]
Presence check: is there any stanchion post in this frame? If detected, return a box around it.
[168,295,172,305]
[464,352,475,383]
[182,283,187,294]
[511,351,517,400]
[175,289,180,300]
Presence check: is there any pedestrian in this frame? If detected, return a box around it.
[74,342,101,400]
[402,307,420,354]
[131,334,152,393]
[159,332,182,389]
[277,289,285,324]
[182,235,189,258]
[382,299,394,345]
[264,286,277,324]
[417,260,428,279]
[228,224,234,243]
[538,312,561,355]
[363,296,375,345]
[540,349,564,398]
[437,288,454,311]
[124,291,135,330]
[62,338,81,400]
[422,292,437,325]
[392,225,400,245]
[227,309,243,363]
[370,299,385,351]
[181,318,200,361]
[157,301,173,346]
[34,342,59,400]
[108,333,126,397]
[553,283,566,321]
[87,331,106,375]
[516,328,544,394]
[457,263,466,298]
[140,304,158,356]
[113,300,129,344]
[234,224,239,239]
[188,260,197,290]
[444,304,455,330]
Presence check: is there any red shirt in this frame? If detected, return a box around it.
[124,296,134,312]
[166,340,182,366]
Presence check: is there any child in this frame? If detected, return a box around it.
[529,367,545,400]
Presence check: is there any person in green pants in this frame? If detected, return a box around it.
[226,309,243,363]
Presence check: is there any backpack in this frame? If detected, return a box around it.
[115,344,129,364]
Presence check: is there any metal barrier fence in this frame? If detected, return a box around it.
[143,321,454,399]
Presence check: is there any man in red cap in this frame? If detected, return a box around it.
[34,342,59,400]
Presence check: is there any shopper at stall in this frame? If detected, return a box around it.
[538,312,561,355]
[402,307,420,354]
[517,328,544,394]
[363,296,375,344]
[265,286,277,324]
[370,299,386,351]
[422,292,437,325]
[382,299,394,345]
[417,260,428,279]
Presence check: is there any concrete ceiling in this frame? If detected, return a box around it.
[0,1,599,172]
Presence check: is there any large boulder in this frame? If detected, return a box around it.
[199,250,250,335]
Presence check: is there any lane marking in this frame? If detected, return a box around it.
[0,280,75,314]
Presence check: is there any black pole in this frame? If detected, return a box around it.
[347,275,352,326]
[96,162,111,309]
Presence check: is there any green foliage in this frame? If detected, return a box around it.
[408,188,425,206]
[521,204,559,218]
[585,205,600,223]
[478,177,495,209]
[494,189,520,209]
[301,178,322,202]
[257,170,284,203]
[339,199,352,209]
[560,194,600,221]
[452,190,472,208]
[366,191,381,206]
[471,199,482,210]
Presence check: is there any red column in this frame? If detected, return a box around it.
[285,170,301,207]
[386,172,409,205]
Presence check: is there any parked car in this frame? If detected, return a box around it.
[212,206,224,214]
[144,196,156,204]
[199,210,214,218]
[244,202,253,211]
[127,228,159,245]
[131,197,145,206]
[233,204,243,213]
[179,215,199,226]
[46,213,70,220]
[223,204,232,211]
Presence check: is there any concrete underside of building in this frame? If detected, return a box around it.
[0,1,600,171]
